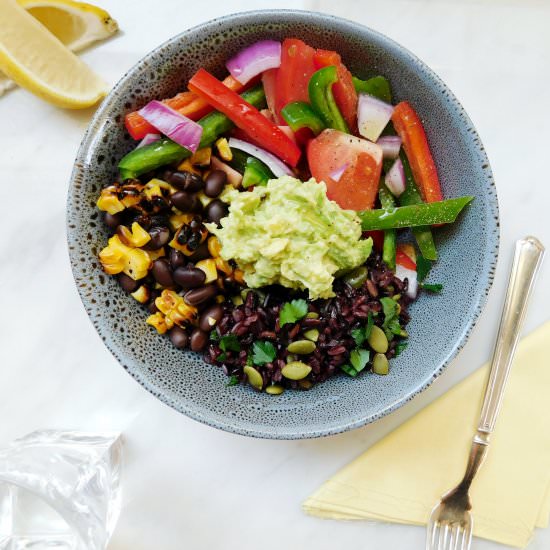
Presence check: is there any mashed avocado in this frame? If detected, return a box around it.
[207,176,372,299]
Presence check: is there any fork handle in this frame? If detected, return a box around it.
[478,236,545,435]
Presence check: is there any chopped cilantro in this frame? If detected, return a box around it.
[252,341,277,365]
[350,348,370,373]
[209,330,220,341]
[217,334,241,362]
[365,312,374,339]
[226,375,239,387]
[421,283,443,293]
[351,327,366,347]
[380,297,402,339]
[279,299,308,327]
[394,341,408,357]
[416,254,432,283]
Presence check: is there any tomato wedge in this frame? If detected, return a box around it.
[189,69,301,167]
[392,101,443,203]
[262,68,279,121]
[307,129,383,211]
[313,49,358,132]
[274,38,317,122]
[124,75,246,140]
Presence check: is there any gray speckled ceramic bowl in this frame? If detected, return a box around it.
[67,10,499,439]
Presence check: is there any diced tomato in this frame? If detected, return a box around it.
[274,38,317,122]
[391,101,443,203]
[189,69,301,167]
[262,68,279,121]
[307,129,383,211]
[313,49,358,132]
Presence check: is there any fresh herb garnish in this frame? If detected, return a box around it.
[252,340,277,365]
[380,297,402,339]
[279,299,308,327]
[394,341,408,357]
[209,330,220,341]
[340,364,359,377]
[421,283,443,293]
[416,254,432,283]
[351,313,375,346]
[218,334,241,361]
[365,312,374,339]
[226,375,239,386]
[350,348,370,373]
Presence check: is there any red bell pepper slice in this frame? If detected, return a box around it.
[274,38,317,123]
[313,49,358,132]
[124,75,246,140]
[391,102,443,203]
[188,68,301,167]
[396,246,417,271]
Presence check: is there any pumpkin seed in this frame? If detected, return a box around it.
[303,329,319,342]
[243,365,263,390]
[368,325,389,353]
[306,312,319,319]
[286,354,297,363]
[372,353,389,375]
[282,361,312,380]
[392,294,401,302]
[231,295,243,306]
[287,339,316,354]
[266,384,284,395]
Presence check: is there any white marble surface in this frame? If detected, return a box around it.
[1,0,549,548]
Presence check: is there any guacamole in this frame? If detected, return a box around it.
[207,177,372,299]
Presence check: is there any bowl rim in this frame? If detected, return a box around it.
[67,9,500,439]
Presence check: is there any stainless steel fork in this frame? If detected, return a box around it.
[425,236,545,550]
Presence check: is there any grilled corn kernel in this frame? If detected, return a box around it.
[97,187,125,214]
[146,312,172,334]
[99,235,152,279]
[117,222,151,247]
[143,179,165,200]
[176,158,201,175]
[155,290,197,327]
[215,256,233,276]
[233,269,245,284]
[130,285,150,304]
[215,137,233,161]
[195,259,217,283]
[168,213,194,231]
[196,191,213,207]
[207,236,222,258]
[216,295,225,304]
[169,226,208,255]
[190,147,212,166]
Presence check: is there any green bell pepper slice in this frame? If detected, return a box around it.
[242,157,274,188]
[358,196,474,230]
[118,85,267,179]
[280,101,326,135]
[352,75,392,103]
[378,184,397,270]
[308,66,349,133]
[400,152,438,261]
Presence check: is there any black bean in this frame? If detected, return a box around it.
[144,226,171,249]
[169,326,189,349]
[169,249,186,270]
[204,170,226,197]
[205,199,228,226]
[168,171,204,192]
[173,267,206,289]
[184,284,217,306]
[151,258,174,287]
[104,212,123,230]
[170,191,200,212]
[199,304,224,332]
[190,328,208,351]
[118,273,138,293]
[160,169,174,182]
[188,241,210,262]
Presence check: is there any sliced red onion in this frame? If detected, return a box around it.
[376,135,402,159]
[329,163,350,182]
[136,133,161,149]
[226,40,282,85]
[395,264,418,299]
[211,156,243,188]
[227,137,293,178]
[385,158,406,197]
[138,100,202,153]
[357,94,395,142]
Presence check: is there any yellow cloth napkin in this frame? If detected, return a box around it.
[303,322,550,548]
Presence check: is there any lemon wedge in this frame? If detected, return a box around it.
[0,0,110,108]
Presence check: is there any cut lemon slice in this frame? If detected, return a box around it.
[0,0,109,108]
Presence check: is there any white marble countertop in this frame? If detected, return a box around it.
[1,0,549,548]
